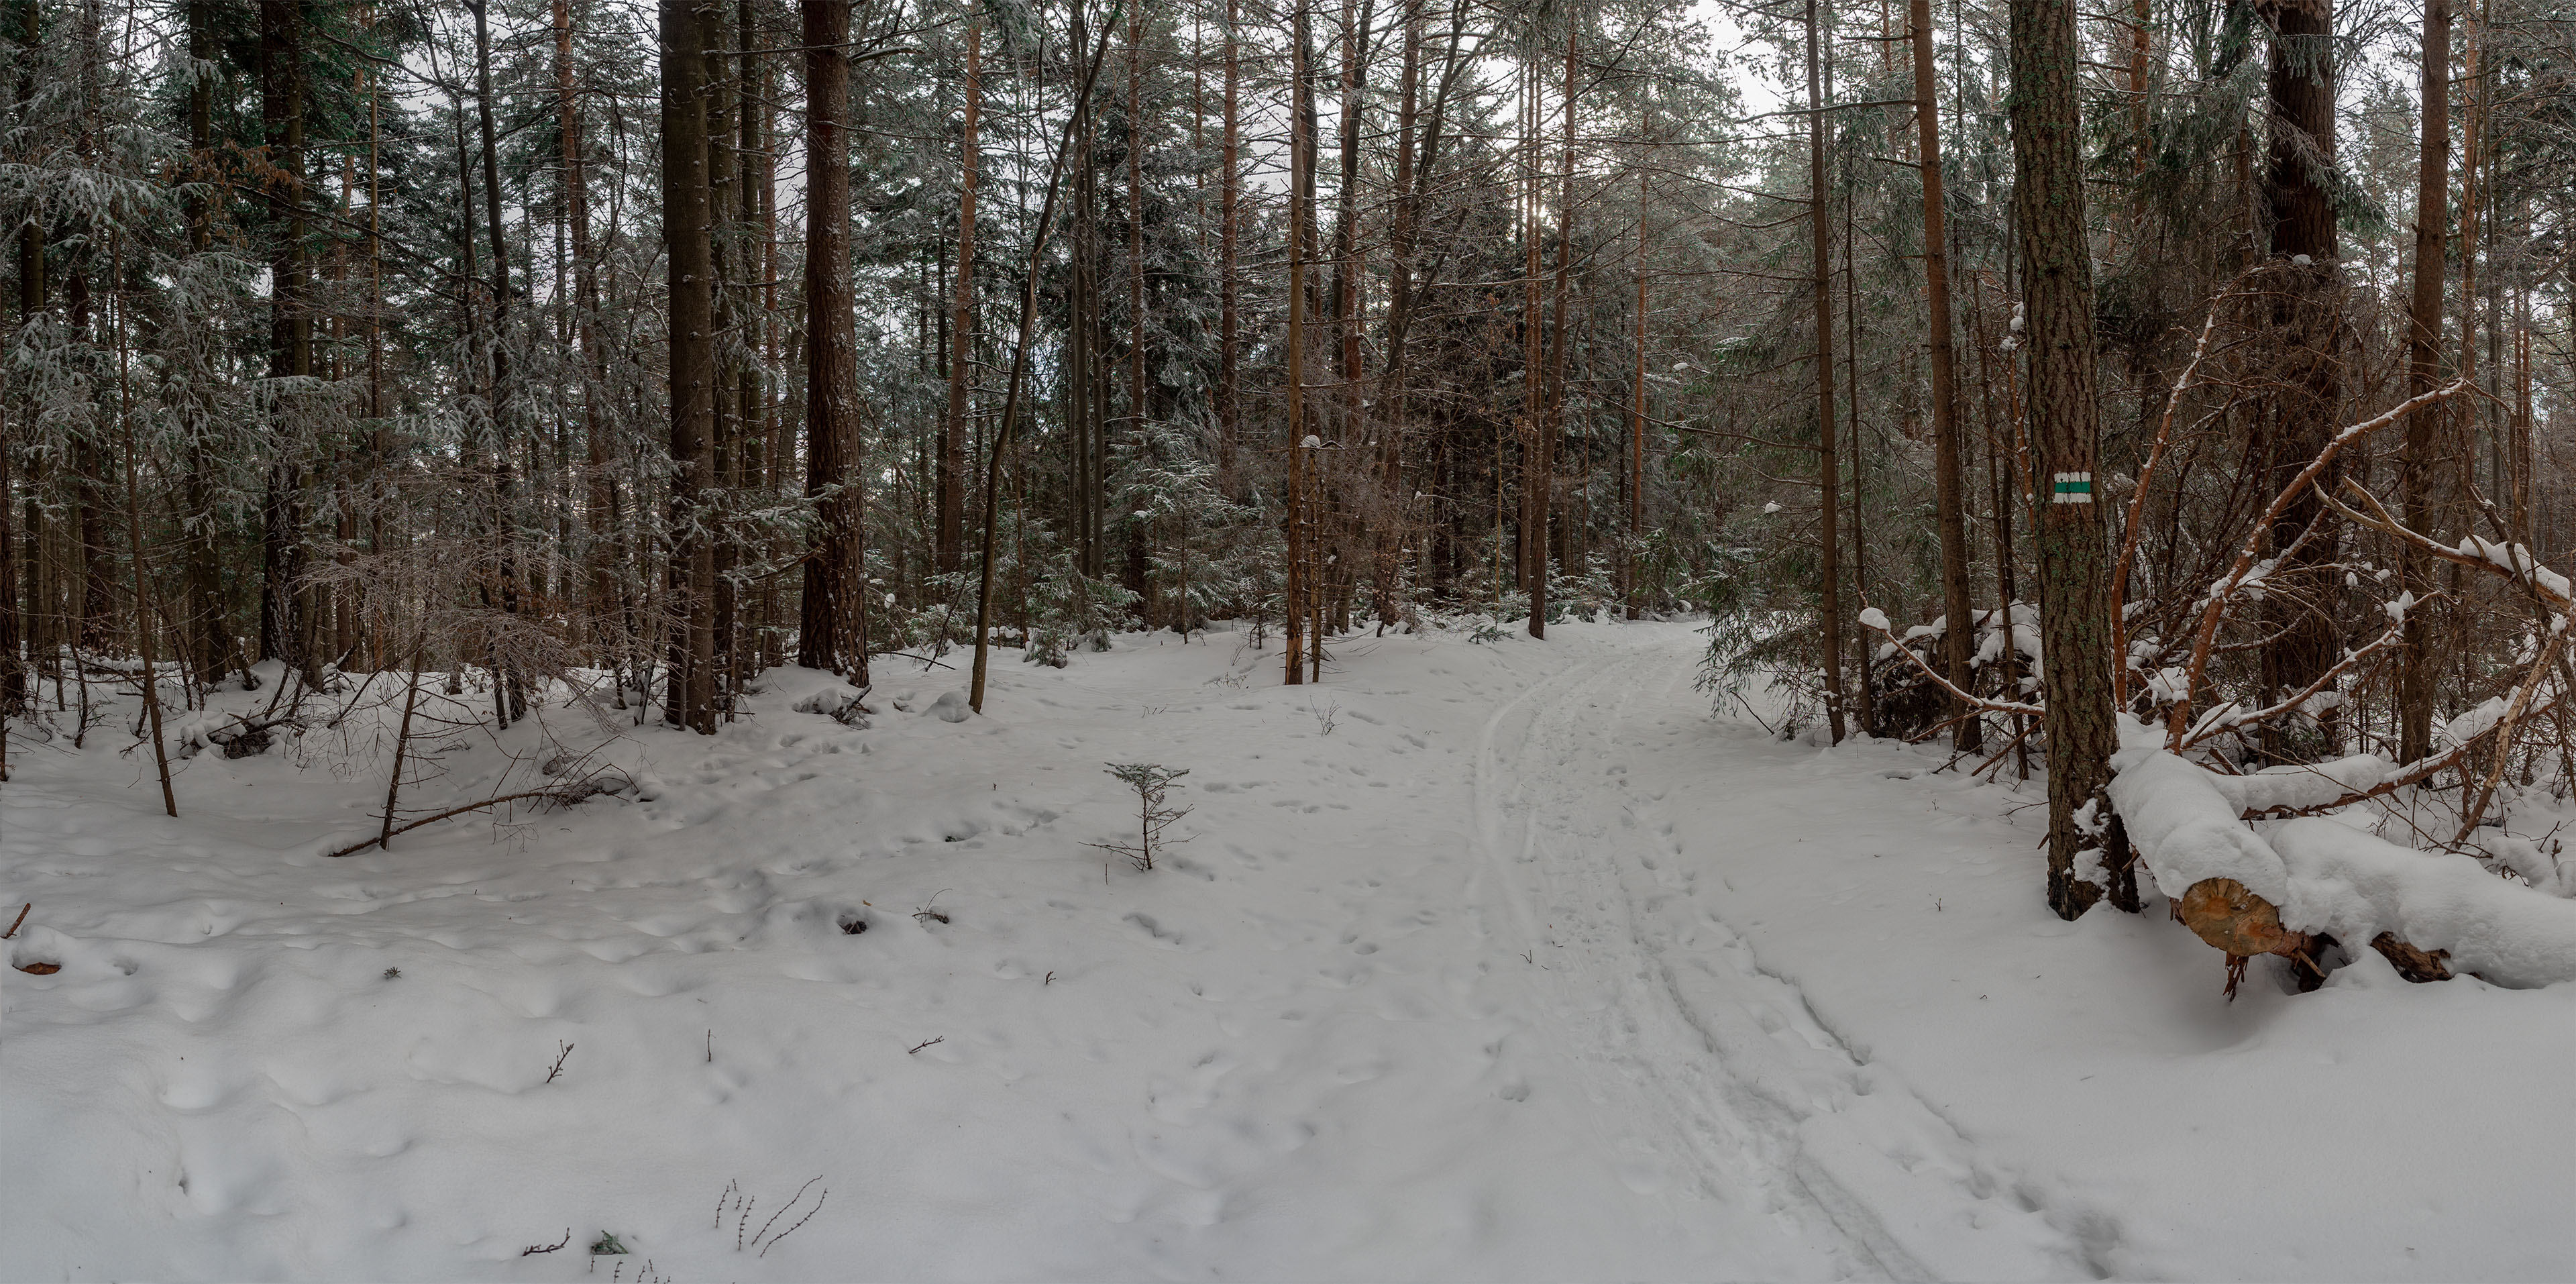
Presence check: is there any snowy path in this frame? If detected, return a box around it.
[1464,640,2080,1281]
[6,621,2569,1281]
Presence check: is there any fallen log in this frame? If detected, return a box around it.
[2109,743,2576,992]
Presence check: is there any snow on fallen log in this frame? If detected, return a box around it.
[2204,756,2395,815]
[2108,747,2576,988]
[2271,819,2576,987]
[2106,747,2292,907]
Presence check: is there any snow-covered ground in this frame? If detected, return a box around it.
[5,620,2570,1281]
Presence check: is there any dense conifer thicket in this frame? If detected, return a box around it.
[3,0,2570,922]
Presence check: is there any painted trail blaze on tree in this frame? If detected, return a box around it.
[2009,0,2123,920]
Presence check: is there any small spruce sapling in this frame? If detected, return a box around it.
[1091,763,1192,871]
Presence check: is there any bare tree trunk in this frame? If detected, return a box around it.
[1845,188,1871,736]
[112,231,173,816]
[1912,0,1976,751]
[800,0,865,678]
[2255,0,2343,763]
[1520,41,1544,637]
[663,0,717,732]
[1627,140,1646,620]
[469,0,525,726]
[2397,0,2449,764]
[1285,0,1311,684]
[968,7,1116,712]
[939,18,977,581]
[2010,0,2117,918]
[1540,19,1574,639]
[380,639,427,849]
[1128,1,1151,617]
[1218,0,1240,492]
[1807,0,1845,742]
[558,0,614,676]
[10,0,43,721]
[258,0,311,676]
[1373,0,1426,629]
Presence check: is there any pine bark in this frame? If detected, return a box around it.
[938,19,977,580]
[663,0,717,731]
[800,0,865,677]
[1913,0,1976,751]
[1285,0,1311,684]
[2398,0,2449,764]
[258,0,311,674]
[2009,0,2118,917]
[1218,0,1240,490]
[1807,0,1845,742]
[2256,0,2343,762]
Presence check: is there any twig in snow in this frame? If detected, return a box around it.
[545,1041,575,1083]
[908,1036,943,1055]
[329,781,618,857]
[522,1229,572,1256]
[758,1185,826,1257]
[747,1181,814,1248]
[913,890,953,924]
[1,902,28,939]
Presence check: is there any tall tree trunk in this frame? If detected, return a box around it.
[800,0,864,678]
[559,0,615,674]
[2010,0,2117,918]
[2397,0,2449,764]
[3,0,39,723]
[113,231,174,814]
[470,0,525,725]
[1126,2,1152,617]
[739,0,773,672]
[663,0,717,732]
[1519,43,1543,636]
[1807,0,1845,741]
[1913,0,1976,750]
[940,17,977,580]
[258,0,310,676]
[175,0,228,683]
[967,3,1116,712]
[1285,0,1311,684]
[2256,0,2342,763]
[705,0,741,712]
[1218,0,1240,492]
[1845,187,1871,735]
[1540,17,1574,638]
[1373,0,1424,629]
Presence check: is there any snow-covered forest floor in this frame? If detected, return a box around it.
[4,619,2570,1281]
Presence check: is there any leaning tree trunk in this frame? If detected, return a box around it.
[2010,0,2121,918]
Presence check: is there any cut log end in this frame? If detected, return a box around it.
[2180,877,2453,990]
[2178,877,2308,957]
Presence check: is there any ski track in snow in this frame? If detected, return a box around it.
[1470,641,2088,1282]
